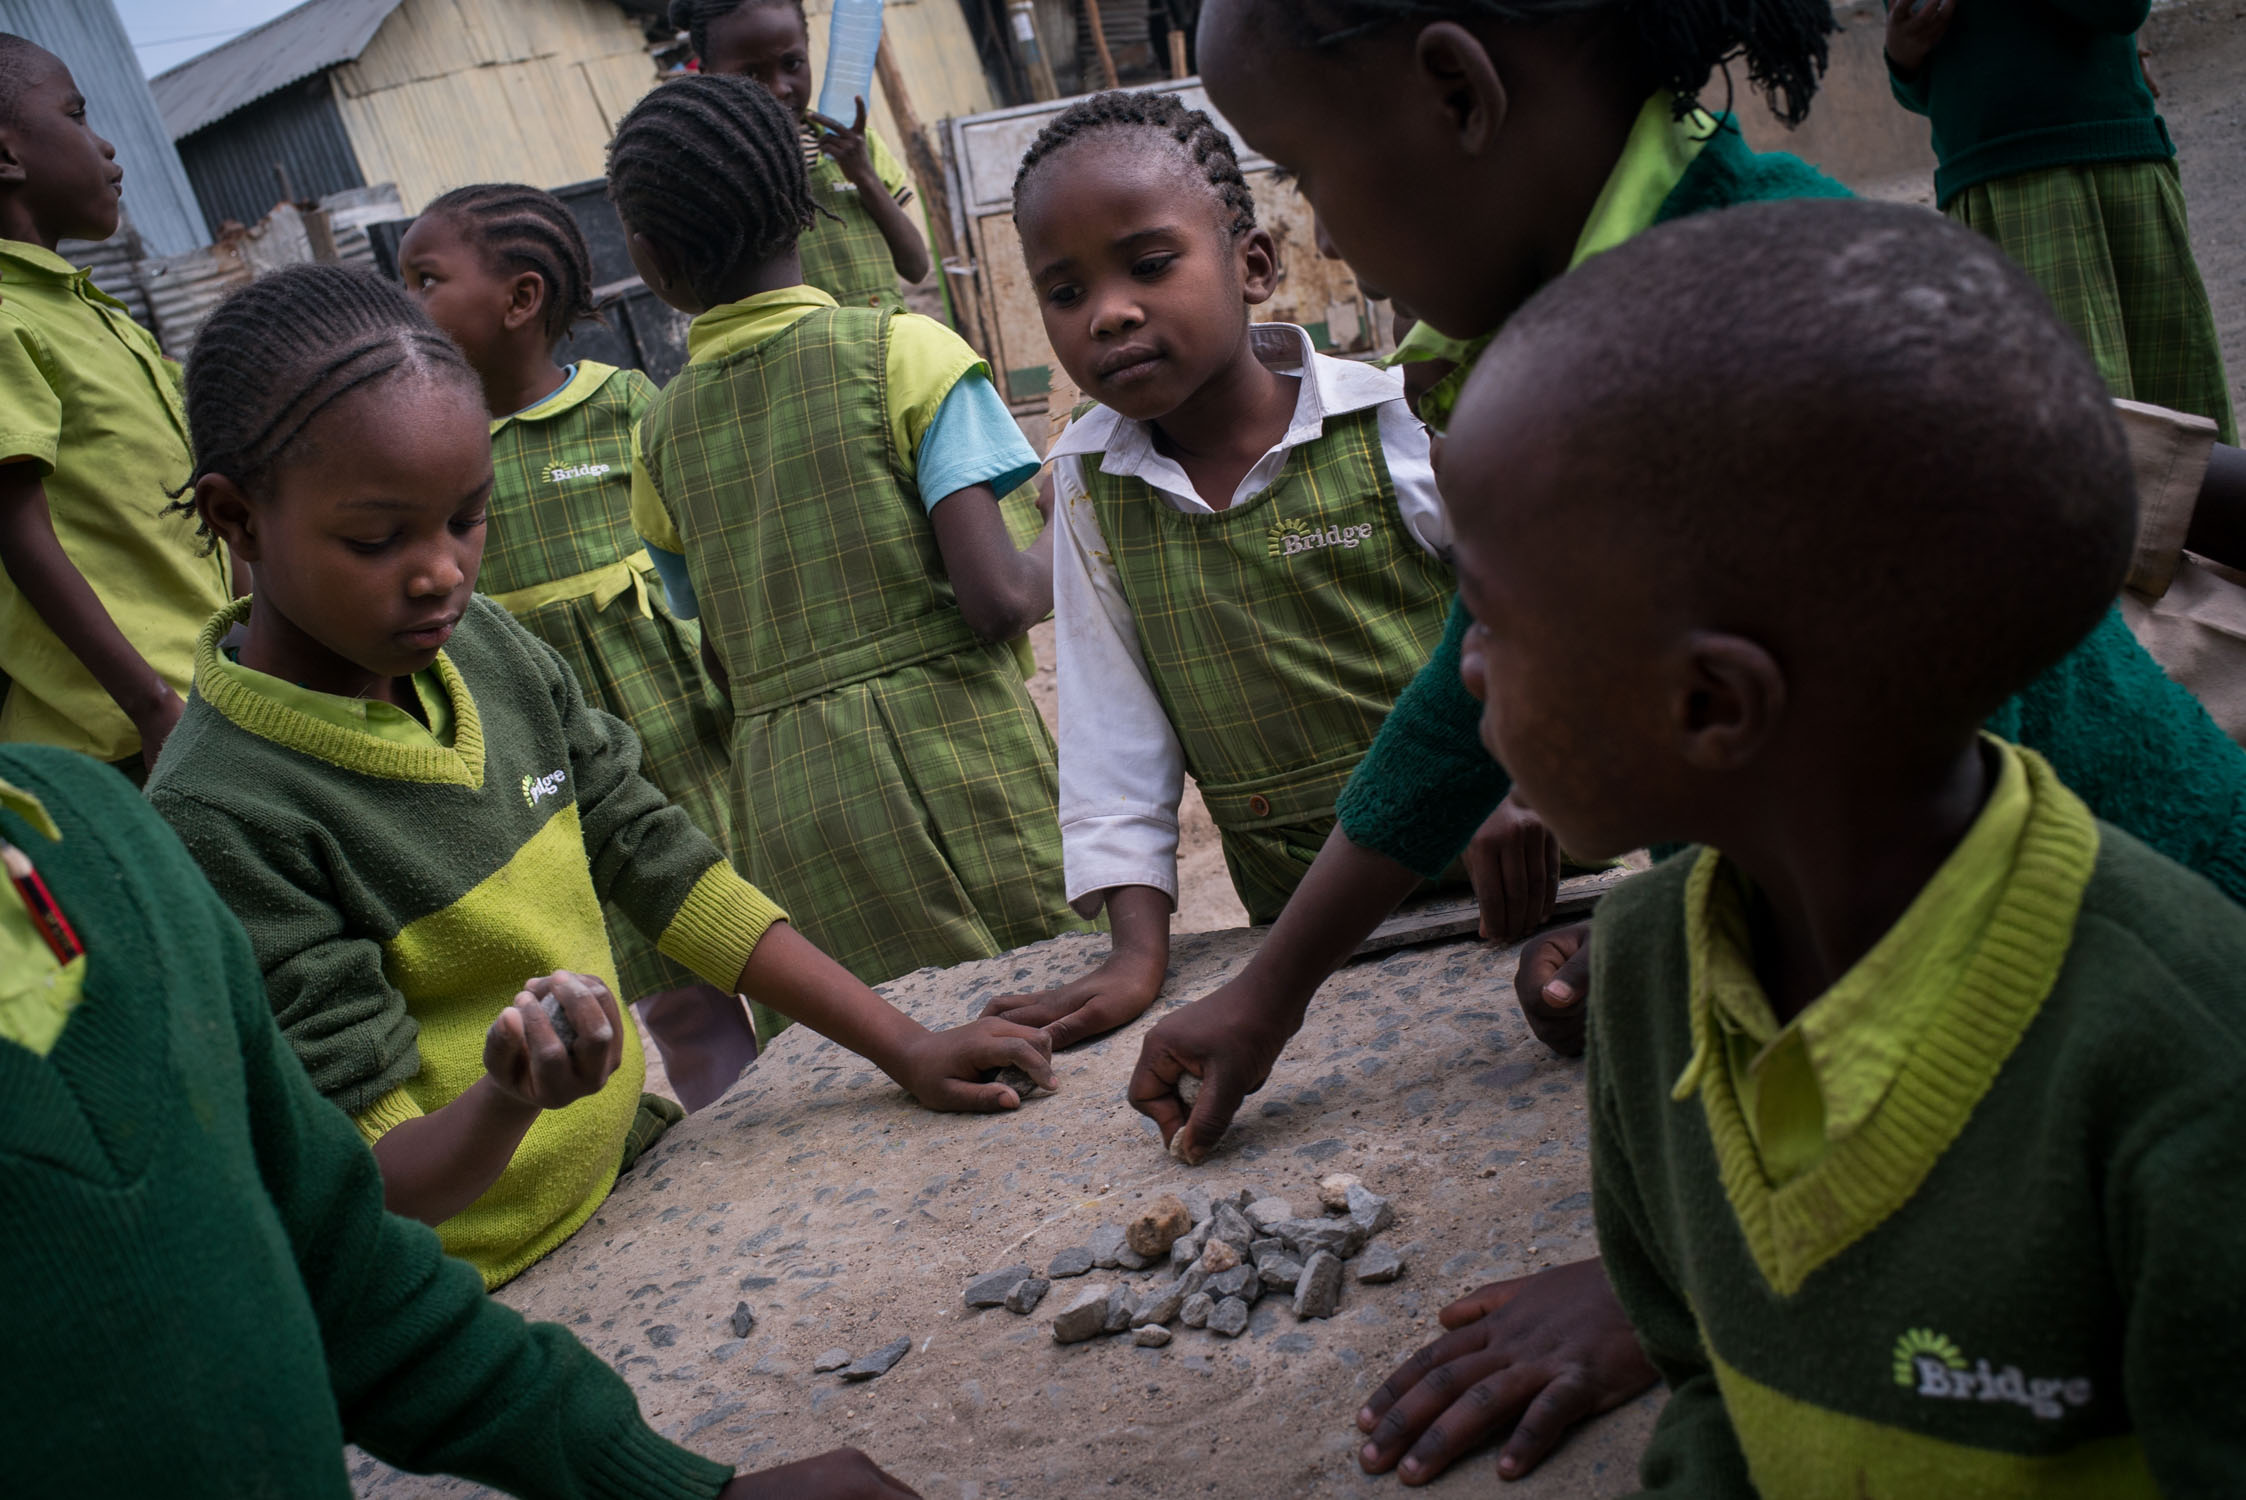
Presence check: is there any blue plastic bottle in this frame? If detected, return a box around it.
[818,0,886,123]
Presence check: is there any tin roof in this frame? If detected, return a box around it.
[148,0,406,140]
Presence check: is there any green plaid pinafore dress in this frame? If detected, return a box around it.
[637,306,1087,984]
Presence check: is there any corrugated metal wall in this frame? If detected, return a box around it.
[0,0,206,254]
[329,0,658,212]
[176,78,369,236]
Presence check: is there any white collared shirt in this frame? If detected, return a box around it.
[1048,323,1449,914]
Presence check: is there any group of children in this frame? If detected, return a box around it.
[3,0,2244,1490]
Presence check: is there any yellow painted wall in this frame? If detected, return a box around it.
[332,0,659,212]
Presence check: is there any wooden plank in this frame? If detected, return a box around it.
[1349,866,1637,961]
[1081,0,1122,90]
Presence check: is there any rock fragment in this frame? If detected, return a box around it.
[1005,1275,1052,1314]
[1133,1283,1187,1328]
[1048,1246,1095,1279]
[1207,1264,1261,1304]
[1318,1173,1362,1213]
[1102,1284,1136,1334]
[1135,1325,1174,1348]
[1346,1184,1396,1236]
[1249,1237,1286,1264]
[729,1301,757,1339]
[1127,1194,1193,1259]
[538,990,579,1048]
[842,1337,911,1381]
[1355,1244,1404,1284]
[1293,1250,1344,1319]
[1089,1222,1149,1271]
[1207,1201,1255,1253]
[1280,1216,1368,1261]
[1208,1297,1250,1338]
[1259,1256,1304,1291]
[963,1265,1034,1308]
[1179,1292,1214,1329]
[1197,1239,1240,1274]
[1175,1072,1202,1108]
[1246,1197,1294,1232]
[990,1063,1055,1100]
[814,1348,852,1373]
[1053,1283,1115,1344]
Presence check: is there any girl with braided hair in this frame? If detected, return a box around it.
[671,0,931,311]
[984,89,1496,1050]
[145,262,1058,1291]
[399,185,768,1097]
[611,73,1091,988]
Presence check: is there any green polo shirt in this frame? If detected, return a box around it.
[0,239,234,762]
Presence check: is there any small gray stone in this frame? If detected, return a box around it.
[1259,1256,1305,1291]
[1293,1250,1344,1319]
[1207,1264,1260,1303]
[1048,1246,1095,1279]
[1088,1223,1149,1272]
[814,1348,852,1373]
[1318,1173,1362,1212]
[1053,1283,1115,1344]
[1175,1072,1202,1108]
[841,1336,911,1381]
[1179,1187,1214,1223]
[1246,1197,1295,1232]
[1102,1284,1136,1334]
[1133,1283,1187,1328]
[1229,1188,1258,1210]
[1355,1244,1405,1284]
[1005,1276,1051,1314]
[1173,1262,1211,1301]
[1135,1324,1174,1348]
[1170,1228,1206,1269]
[963,1264,1034,1308]
[645,1325,677,1348]
[1280,1217,1368,1261]
[729,1301,757,1339]
[537,989,578,1047]
[1180,1293,1214,1329]
[1249,1237,1287,1264]
[1208,1201,1255,1252]
[991,1063,1055,1100]
[1208,1297,1250,1338]
[1346,1184,1396,1236]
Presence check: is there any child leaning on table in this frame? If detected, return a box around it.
[0,743,919,1499]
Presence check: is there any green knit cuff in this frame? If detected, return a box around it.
[577,1409,732,1500]
[656,862,787,992]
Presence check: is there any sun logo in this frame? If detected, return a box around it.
[1892,1328,1966,1388]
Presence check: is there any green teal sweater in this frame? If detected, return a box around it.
[1586,810,2246,1495]
[1885,0,2170,207]
[0,745,730,1499]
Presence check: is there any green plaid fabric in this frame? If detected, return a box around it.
[639,305,1088,984]
[485,363,740,1011]
[801,154,908,314]
[1085,406,1456,921]
[1950,158,2236,444]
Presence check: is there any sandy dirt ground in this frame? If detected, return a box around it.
[355,926,1655,1500]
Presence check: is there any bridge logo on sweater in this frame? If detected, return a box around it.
[521,769,567,809]
[1892,1328,2092,1421]
[1267,517,1375,558]
[541,461,611,485]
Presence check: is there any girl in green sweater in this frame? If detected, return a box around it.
[146,264,1053,1290]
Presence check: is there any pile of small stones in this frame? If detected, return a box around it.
[959,1174,1405,1349]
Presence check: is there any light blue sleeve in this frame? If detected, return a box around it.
[647,545,699,621]
[915,370,1041,512]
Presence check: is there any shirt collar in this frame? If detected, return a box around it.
[686,284,840,366]
[1048,322,1402,477]
[0,238,87,284]
[0,777,61,842]
[491,361,614,434]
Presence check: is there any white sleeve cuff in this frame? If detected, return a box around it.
[1062,810,1182,918]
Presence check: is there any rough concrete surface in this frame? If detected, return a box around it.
[352,926,1657,1499]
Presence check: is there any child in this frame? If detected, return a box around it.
[398,183,772,1087]
[0,35,233,777]
[1452,195,2246,1493]
[1,742,925,1499]
[145,264,1053,1289]
[671,0,932,311]
[1886,0,2236,443]
[611,74,1090,986]
[988,91,1528,1050]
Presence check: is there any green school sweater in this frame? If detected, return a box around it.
[147,595,783,1286]
[1885,0,2170,207]
[0,745,729,1500]
[1586,763,2246,1495]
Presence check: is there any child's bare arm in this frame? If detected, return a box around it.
[982,884,1171,1048]
[930,481,1054,642]
[0,460,184,760]
[731,921,1056,1110]
[812,100,933,285]
[1885,0,1959,73]
[721,1449,922,1499]
[369,972,623,1225]
[2184,442,2246,574]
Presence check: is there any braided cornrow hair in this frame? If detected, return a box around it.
[1012,91,1259,239]
[668,0,802,64]
[422,183,598,343]
[1275,0,1833,127]
[167,263,478,537]
[608,73,822,307]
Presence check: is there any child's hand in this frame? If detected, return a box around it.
[982,953,1165,1051]
[719,1448,922,1499]
[1355,1257,1657,1485]
[1886,0,1958,72]
[1127,973,1299,1165]
[808,98,880,191]
[890,1016,1055,1112]
[1515,921,1591,1056]
[1465,791,1559,943]
[482,971,623,1110]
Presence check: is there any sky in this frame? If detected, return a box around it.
[113,0,308,77]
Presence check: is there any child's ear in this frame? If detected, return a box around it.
[1413,21,1509,157]
[504,270,549,335]
[195,474,261,564]
[626,229,689,308]
[1237,228,1282,308]
[1671,631,1786,773]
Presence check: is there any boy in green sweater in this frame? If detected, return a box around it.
[1450,197,2246,1493]
[1885,0,2234,444]
[0,742,919,1498]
